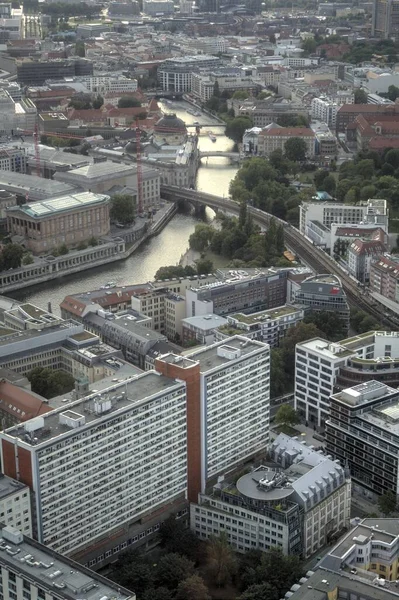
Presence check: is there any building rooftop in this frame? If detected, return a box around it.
[8,192,109,218]
[0,526,134,600]
[181,314,228,331]
[0,381,51,422]
[2,371,183,446]
[0,170,77,200]
[0,474,28,500]
[229,304,301,324]
[186,336,268,372]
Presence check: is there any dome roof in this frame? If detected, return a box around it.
[154,113,186,133]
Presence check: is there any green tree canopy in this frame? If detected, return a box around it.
[158,515,201,562]
[275,404,300,427]
[0,243,24,270]
[232,90,249,100]
[154,264,197,280]
[92,95,104,109]
[176,576,211,600]
[155,553,195,590]
[110,193,136,225]
[28,368,75,399]
[189,223,214,252]
[304,310,347,341]
[195,258,214,275]
[206,532,237,587]
[118,96,142,108]
[225,117,253,143]
[284,137,308,162]
[354,88,368,104]
[378,490,397,516]
[239,583,279,600]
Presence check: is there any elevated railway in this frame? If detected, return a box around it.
[161,185,397,329]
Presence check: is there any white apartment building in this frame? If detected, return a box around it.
[81,75,138,94]
[0,476,32,537]
[0,371,188,559]
[143,0,174,14]
[300,198,389,247]
[0,526,135,600]
[191,434,351,558]
[191,71,256,102]
[311,97,339,128]
[295,331,399,427]
[185,37,227,55]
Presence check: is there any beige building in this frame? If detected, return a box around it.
[258,127,316,157]
[131,288,186,339]
[54,161,160,210]
[6,192,110,254]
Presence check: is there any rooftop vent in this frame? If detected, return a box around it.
[59,411,85,429]
[2,526,23,545]
[24,417,44,433]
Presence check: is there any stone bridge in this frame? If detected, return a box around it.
[199,151,242,161]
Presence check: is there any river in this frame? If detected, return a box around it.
[12,101,238,312]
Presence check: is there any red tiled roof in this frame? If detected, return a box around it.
[350,239,386,255]
[369,137,399,150]
[0,381,52,421]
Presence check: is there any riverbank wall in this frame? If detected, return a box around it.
[0,202,177,294]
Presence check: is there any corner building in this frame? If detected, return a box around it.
[0,371,188,564]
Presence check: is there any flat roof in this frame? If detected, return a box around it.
[0,170,76,199]
[9,192,109,218]
[187,336,267,372]
[0,474,27,500]
[3,371,183,446]
[230,304,300,324]
[181,314,228,331]
[0,527,133,600]
[236,468,294,501]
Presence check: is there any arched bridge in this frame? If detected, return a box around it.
[199,151,241,161]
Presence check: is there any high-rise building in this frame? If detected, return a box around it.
[326,380,399,497]
[372,0,399,39]
[156,336,270,502]
[0,371,188,564]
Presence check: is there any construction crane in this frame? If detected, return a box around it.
[135,119,143,216]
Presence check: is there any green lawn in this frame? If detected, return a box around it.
[273,424,301,437]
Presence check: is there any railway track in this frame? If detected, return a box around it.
[161,185,398,329]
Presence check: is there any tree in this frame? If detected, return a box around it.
[117,96,142,108]
[321,174,336,196]
[206,533,236,587]
[225,117,253,143]
[176,576,211,600]
[159,515,200,561]
[75,40,85,57]
[256,548,303,599]
[88,236,98,246]
[378,490,397,516]
[92,95,103,109]
[21,252,34,265]
[155,553,195,590]
[239,583,279,600]
[0,243,24,270]
[142,588,173,600]
[58,243,69,255]
[270,349,286,398]
[275,404,300,427]
[284,137,308,162]
[196,258,214,275]
[189,223,214,252]
[232,90,249,100]
[313,169,329,190]
[110,194,136,225]
[304,310,346,340]
[111,553,154,596]
[301,37,317,56]
[213,80,220,98]
[28,368,75,399]
[354,88,368,104]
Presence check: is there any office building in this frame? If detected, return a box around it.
[372,0,399,38]
[6,192,110,255]
[258,127,316,158]
[0,146,26,174]
[216,304,305,347]
[156,336,270,502]
[186,269,288,317]
[241,98,309,129]
[158,55,220,92]
[311,96,339,128]
[131,288,186,338]
[0,370,188,562]
[16,59,93,86]
[300,198,389,248]
[0,475,32,536]
[326,380,399,496]
[191,433,350,558]
[336,103,399,133]
[295,274,350,331]
[295,331,399,427]
[0,525,135,598]
[76,23,111,38]
[142,0,174,13]
[181,314,228,346]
